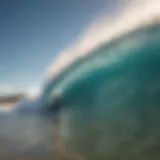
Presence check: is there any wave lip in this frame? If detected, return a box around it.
[46,0,160,85]
[43,1,160,103]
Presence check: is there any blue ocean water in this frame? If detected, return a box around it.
[43,23,160,160]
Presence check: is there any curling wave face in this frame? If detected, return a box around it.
[41,23,160,160]
[43,23,160,160]
[40,1,160,159]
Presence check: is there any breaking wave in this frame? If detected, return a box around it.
[41,1,160,159]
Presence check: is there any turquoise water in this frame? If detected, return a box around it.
[44,23,160,106]
[43,23,160,160]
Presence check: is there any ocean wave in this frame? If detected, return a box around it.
[48,23,160,160]
[43,0,160,100]
[43,24,160,105]
[41,1,160,159]
[46,0,160,80]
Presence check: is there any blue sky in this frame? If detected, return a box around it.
[0,0,114,95]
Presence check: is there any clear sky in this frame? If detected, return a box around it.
[0,0,114,95]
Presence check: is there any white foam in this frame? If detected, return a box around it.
[46,0,160,83]
[0,105,13,112]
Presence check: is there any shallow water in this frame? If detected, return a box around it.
[0,104,54,158]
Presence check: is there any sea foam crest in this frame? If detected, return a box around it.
[46,0,160,85]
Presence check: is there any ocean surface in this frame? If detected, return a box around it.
[0,105,13,112]
[42,22,160,160]
[0,104,54,159]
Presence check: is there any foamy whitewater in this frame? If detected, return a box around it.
[41,0,160,160]
[44,0,160,98]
